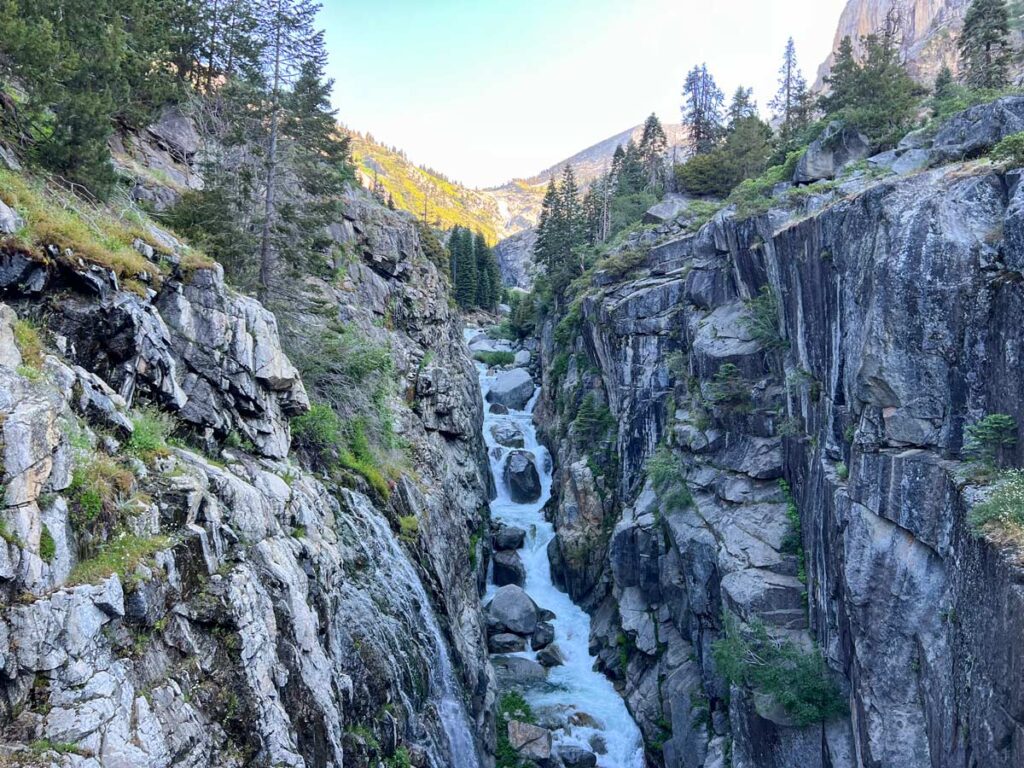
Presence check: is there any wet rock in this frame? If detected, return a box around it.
[489,403,510,415]
[536,644,564,668]
[489,633,527,654]
[507,721,552,761]
[513,349,531,366]
[491,422,525,448]
[492,550,526,588]
[486,368,535,410]
[794,121,871,183]
[532,621,555,650]
[486,584,539,636]
[505,450,541,503]
[493,524,526,551]
[493,656,548,686]
[558,745,598,768]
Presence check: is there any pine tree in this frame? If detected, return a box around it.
[727,87,757,128]
[638,113,668,190]
[256,0,326,298]
[682,63,724,156]
[451,227,478,309]
[959,0,1012,88]
[821,37,860,115]
[770,38,812,150]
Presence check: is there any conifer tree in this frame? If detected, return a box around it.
[770,38,812,150]
[727,87,757,128]
[959,0,1012,88]
[638,113,668,190]
[682,63,724,156]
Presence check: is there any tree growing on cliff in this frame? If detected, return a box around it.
[959,0,1013,88]
[638,113,668,190]
[682,63,724,156]
[770,38,813,151]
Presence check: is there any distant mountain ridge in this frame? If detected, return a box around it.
[349,119,688,243]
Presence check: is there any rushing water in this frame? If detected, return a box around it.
[338,491,480,768]
[475,355,646,768]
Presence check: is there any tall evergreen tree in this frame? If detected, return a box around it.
[638,113,668,190]
[451,227,477,309]
[682,63,724,156]
[769,38,812,150]
[256,0,325,297]
[959,0,1013,88]
[727,87,757,128]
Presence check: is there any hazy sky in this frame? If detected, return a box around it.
[320,0,849,188]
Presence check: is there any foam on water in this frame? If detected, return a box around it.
[474,348,646,768]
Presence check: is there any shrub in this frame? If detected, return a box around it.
[742,286,787,351]
[496,691,535,768]
[992,132,1024,167]
[713,617,846,726]
[12,318,44,369]
[68,457,134,532]
[964,414,1018,469]
[39,524,56,563]
[68,534,170,585]
[474,350,515,367]
[292,404,344,458]
[706,364,752,410]
[127,408,173,461]
[398,515,419,544]
[647,444,693,515]
[835,462,849,481]
[385,747,411,768]
[572,394,615,444]
[969,470,1024,540]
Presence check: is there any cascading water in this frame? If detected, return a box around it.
[474,353,646,767]
[336,490,480,768]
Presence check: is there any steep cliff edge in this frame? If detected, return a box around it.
[0,171,493,767]
[538,99,1024,767]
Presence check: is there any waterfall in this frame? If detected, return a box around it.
[336,490,480,768]
[475,357,646,767]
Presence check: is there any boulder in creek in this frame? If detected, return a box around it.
[531,621,555,650]
[559,746,598,768]
[489,403,509,415]
[507,721,552,761]
[486,584,538,635]
[486,368,535,411]
[513,349,531,366]
[492,524,526,551]
[493,656,548,687]
[490,422,525,448]
[505,450,541,503]
[793,121,870,183]
[536,643,564,668]
[492,549,526,588]
[489,633,527,654]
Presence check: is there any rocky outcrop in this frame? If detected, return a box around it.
[794,121,871,182]
[494,229,538,290]
[0,181,494,766]
[538,99,1024,767]
[815,0,1024,88]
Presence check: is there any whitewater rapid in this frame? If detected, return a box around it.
[476,358,646,768]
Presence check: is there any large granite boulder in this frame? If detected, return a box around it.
[491,422,525,448]
[559,746,598,768]
[505,450,541,503]
[493,524,526,551]
[487,584,538,636]
[794,121,871,183]
[507,721,552,761]
[492,550,526,588]
[486,368,534,411]
[930,95,1024,164]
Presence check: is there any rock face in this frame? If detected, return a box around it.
[815,0,1024,87]
[537,99,1024,767]
[507,721,552,761]
[794,121,871,183]
[505,450,542,503]
[494,228,539,290]
[0,183,494,764]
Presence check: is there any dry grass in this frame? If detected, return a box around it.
[0,166,214,285]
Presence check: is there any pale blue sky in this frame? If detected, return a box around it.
[320,0,848,187]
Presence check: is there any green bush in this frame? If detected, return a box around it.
[68,534,171,585]
[647,444,693,515]
[398,515,419,544]
[292,404,344,457]
[496,691,535,768]
[572,394,615,444]
[39,524,56,563]
[127,408,173,461]
[706,364,752,410]
[12,318,44,369]
[742,286,787,351]
[992,132,1024,167]
[474,350,515,367]
[969,470,1024,539]
[964,413,1018,469]
[713,618,846,726]
[385,747,412,768]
